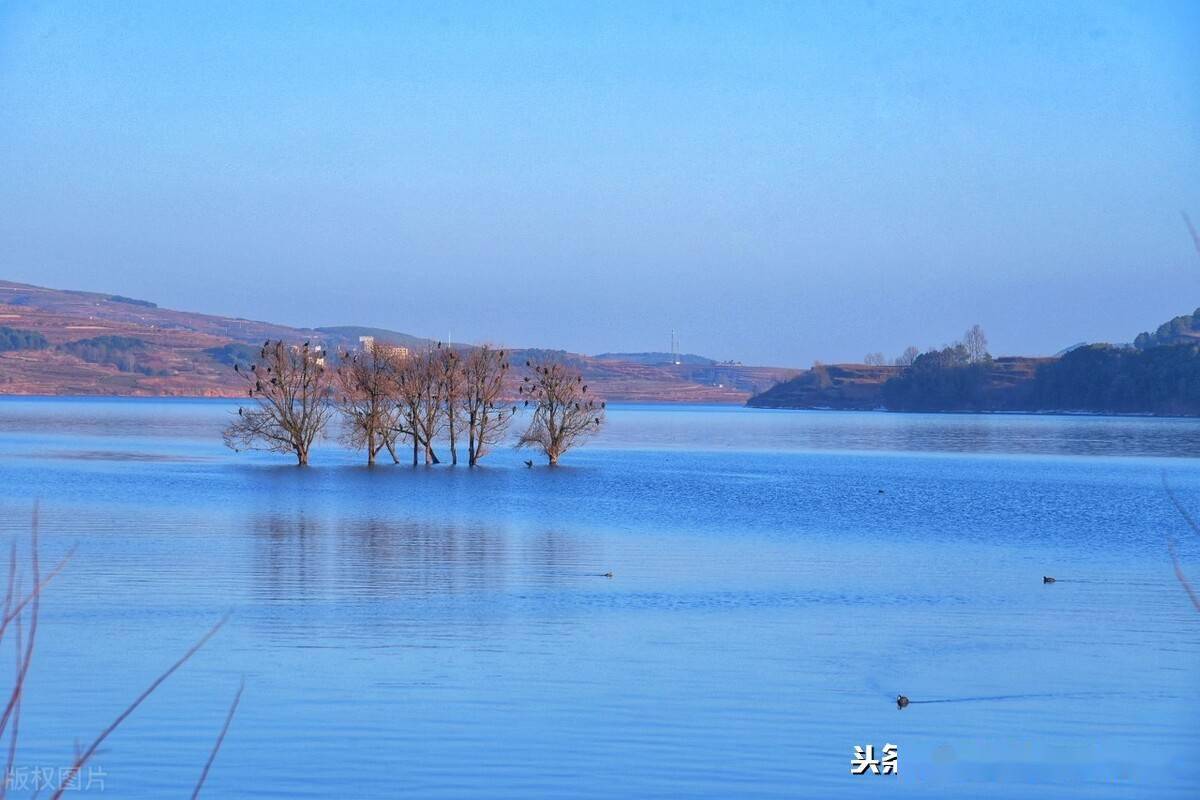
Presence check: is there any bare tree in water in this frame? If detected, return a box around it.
[394,347,445,465]
[433,344,466,465]
[517,359,604,465]
[461,345,515,466]
[335,341,404,465]
[223,340,333,465]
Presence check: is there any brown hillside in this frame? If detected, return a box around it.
[0,280,795,401]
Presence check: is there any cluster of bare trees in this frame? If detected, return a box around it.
[222,340,604,466]
[863,325,989,369]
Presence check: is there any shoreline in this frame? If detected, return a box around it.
[3,393,1198,421]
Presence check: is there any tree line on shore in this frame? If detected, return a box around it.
[879,328,1200,415]
[222,340,605,466]
[862,324,990,369]
[759,320,1200,415]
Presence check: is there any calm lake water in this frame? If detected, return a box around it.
[0,397,1198,798]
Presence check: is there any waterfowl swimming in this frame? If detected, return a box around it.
[602,572,613,578]
[1043,576,1056,583]
[896,694,909,709]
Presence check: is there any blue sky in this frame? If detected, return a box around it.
[1,1,1197,365]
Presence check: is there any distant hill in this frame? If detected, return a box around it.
[748,358,1049,411]
[747,363,898,410]
[1134,307,1200,349]
[0,279,793,401]
[594,351,716,366]
[1054,342,1089,357]
[314,325,433,351]
[751,307,1200,416]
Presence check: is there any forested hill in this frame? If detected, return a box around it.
[747,356,1049,412]
[1134,307,1200,349]
[750,313,1200,416]
[0,279,794,401]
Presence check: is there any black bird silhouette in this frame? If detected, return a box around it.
[897,695,909,709]
[1043,576,1056,583]
[524,460,533,468]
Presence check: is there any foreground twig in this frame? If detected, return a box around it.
[50,614,230,800]
[0,546,75,646]
[0,515,41,761]
[1,594,24,800]
[190,679,244,800]
[1167,538,1200,612]
[1162,475,1200,612]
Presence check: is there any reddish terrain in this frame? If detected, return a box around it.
[0,280,796,402]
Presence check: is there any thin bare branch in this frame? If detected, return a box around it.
[1167,538,1200,612]
[1162,474,1200,613]
[50,614,230,800]
[1163,476,1200,538]
[190,679,244,800]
